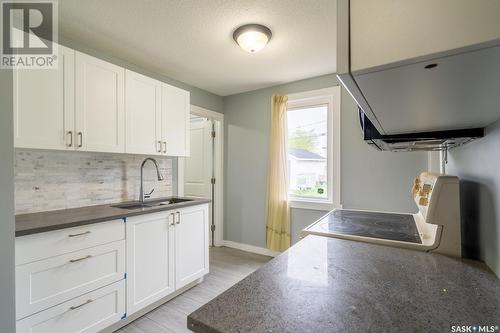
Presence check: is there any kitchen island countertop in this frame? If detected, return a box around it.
[188,235,500,333]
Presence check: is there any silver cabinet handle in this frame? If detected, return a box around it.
[169,212,175,226]
[68,230,91,237]
[69,299,93,310]
[69,255,92,263]
[175,211,181,224]
[67,131,73,147]
[157,141,162,153]
[162,141,167,154]
[77,132,83,148]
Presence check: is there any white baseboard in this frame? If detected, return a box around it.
[220,240,281,257]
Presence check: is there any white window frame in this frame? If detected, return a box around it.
[286,86,341,211]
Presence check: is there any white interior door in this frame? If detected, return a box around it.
[184,117,213,199]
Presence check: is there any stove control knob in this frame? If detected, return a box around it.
[422,184,432,193]
[412,178,421,196]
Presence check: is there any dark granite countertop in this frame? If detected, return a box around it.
[15,197,211,237]
[188,235,500,333]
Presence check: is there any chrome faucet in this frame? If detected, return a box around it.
[139,158,164,203]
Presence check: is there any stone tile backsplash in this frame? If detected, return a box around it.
[15,149,174,214]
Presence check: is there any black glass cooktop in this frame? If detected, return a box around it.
[310,210,422,244]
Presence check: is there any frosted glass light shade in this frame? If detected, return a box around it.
[233,24,272,53]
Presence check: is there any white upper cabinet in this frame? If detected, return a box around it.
[13,45,75,150]
[126,211,175,315]
[175,204,209,289]
[162,84,190,157]
[13,42,190,156]
[350,0,500,71]
[75,52,125,153]
[125,70,162,155]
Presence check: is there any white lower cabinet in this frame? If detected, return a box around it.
[16,240,125,320]
[15,219,125,266]
[126,211,175,315]
[175,204,210,289]
[126,204,209,313]
[16,280,125,333]
[15,204,209,332]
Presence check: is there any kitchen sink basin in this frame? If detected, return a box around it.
[111,203,156,210]
[162,198,193,204]
[111,198,193,210]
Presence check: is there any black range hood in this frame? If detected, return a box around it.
[359,109,484,152]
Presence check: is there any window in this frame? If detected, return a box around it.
[287,105,328,200]
[286,87,341,210]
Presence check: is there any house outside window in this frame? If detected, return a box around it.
[286,87,341,210]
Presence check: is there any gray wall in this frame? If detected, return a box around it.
[59,37,224,114]
[223,74,428,248]
[447,120,500,278]
[0,69,16,332]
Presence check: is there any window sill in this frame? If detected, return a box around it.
[288,200,341,211]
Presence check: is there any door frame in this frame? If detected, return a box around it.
[178,105,224,247]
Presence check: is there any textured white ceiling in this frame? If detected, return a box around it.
[60,0,336,96]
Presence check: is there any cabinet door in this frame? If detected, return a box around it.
[75,52,125,153]
[16,240,125,320]
[126,211,175,315]
[16,280,125,333]
[13,45,74,150]
[125,70,162,155]
[175,204,209,289]
[161,84,190,156]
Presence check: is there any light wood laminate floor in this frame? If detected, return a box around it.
[116,247,272,333]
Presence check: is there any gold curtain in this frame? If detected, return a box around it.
[266,94,291,251]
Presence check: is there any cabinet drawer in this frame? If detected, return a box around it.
[16,280,125,333]
[16,240,125,320]
[16,219,125,265]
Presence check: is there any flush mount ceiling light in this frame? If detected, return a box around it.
[233,24,272,53]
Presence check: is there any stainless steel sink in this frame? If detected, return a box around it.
[111,198,193,210]
[110,202,157,210]
[160,198,193,205]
